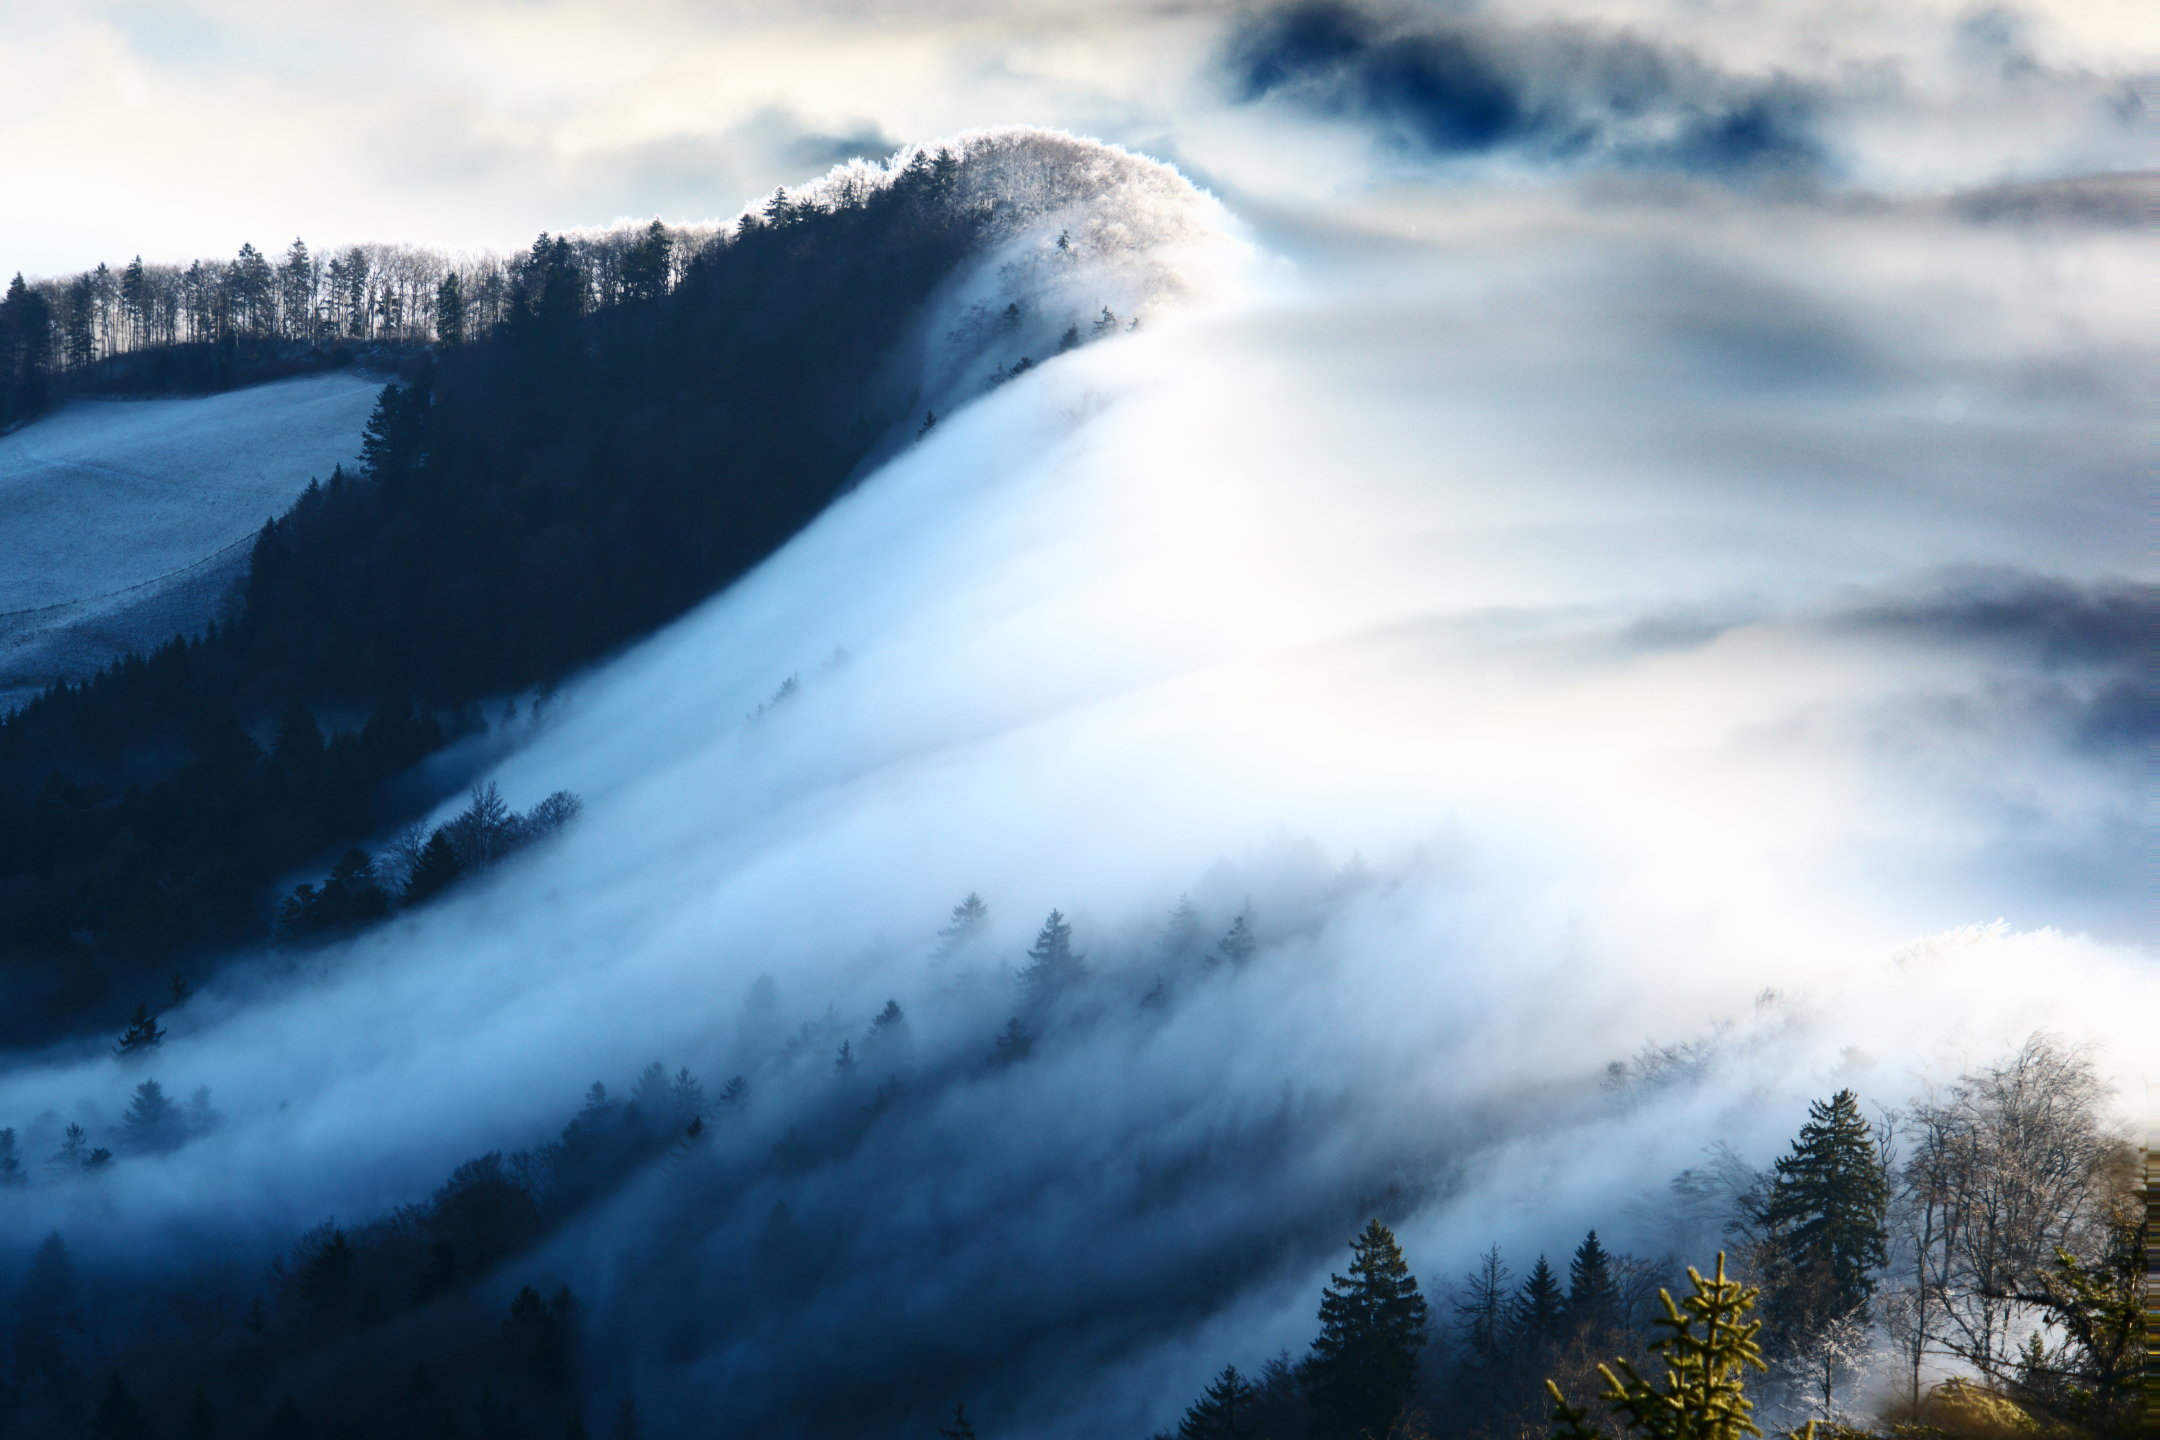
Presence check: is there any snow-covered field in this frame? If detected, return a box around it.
[0,372,383,711]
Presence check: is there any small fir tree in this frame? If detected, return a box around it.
[113,1002,164,1058]
[1512,1255,1568,1352]
[1214,911,1256,967]
[401,828,462,905]
[1178,1364,1259,1439]
[1017,910,1082,1004]
[123,1079,183,1152]
[1569,1231,1617,1332]
[1548,1252,1818,1440]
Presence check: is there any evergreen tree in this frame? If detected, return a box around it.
[936,893,988,953]
[1510,1255,1567,1352]
[989,1017,1033,1068]
[1548,1252,1819,1440]
[1214,911,1256,967]
[1178,1364,1258,1439]
[1568,1230,1617,1333]
[272,700,325,778]
[1017,909,1082,1004]
[402,828,463,906]
[120,257,147,350]
[280,238,312,341]
[610,1394,642,1440]
[1303,1219,1430,1440]
[123,1078,183,1152]
[50,1123,89,1169]
[1160,894,1205,966]
[1451,1243,1512,1366]
[620,220,672,304]
[90,1372,154,1440]
[1755,1090,1888,1337]
[113,1001,164,1058]
[298,1228,356,1317]
[436,270,465,346]
[12,1233,82,1400]
[936,1403,979,1439]
[0,1127,20,1186]
[176,1388,219,1440]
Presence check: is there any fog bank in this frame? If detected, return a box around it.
[0,138,2149,1434]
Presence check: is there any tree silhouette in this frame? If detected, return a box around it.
[1511,1254,1567,1353]
[1304,1219,1429,1440]
[1017,910,1082,1005]
[1569,1230,1617,1334]
[122,1079,183,1152]
[1178,1364,1258,1438]
[89,1372,154,1440]
[1754,1089,1887,1356]
[112,1003,164,1058]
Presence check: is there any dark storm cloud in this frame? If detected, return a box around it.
[1827,570,2154,671]
[1822,571,2157,762]
[1224,1,1825,177]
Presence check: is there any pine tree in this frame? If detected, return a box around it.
[123,1078,183,1152]
[273,700,325,779]
[1179,1364,1259,1439]
[1016,909,1082,1005]
[1756,1090,1888,1337]
[436,270,465,346]
[176,1389,218,1440]
[1451,1244,1512,1366]
[401,828,462,906]
[1569,1230,1617,1333]
[989,1017,1033,1068]
[1548,1252,1819,1440]
[1214,911,1256,967]
[936,893,988,952]
[1304,1219,1430,1440]
[90,1372,154,1440]
[1510,1255,1567,1352]
[113,1002,164,1058]
[12,1233,82,1398]
[936,1403,979,1439]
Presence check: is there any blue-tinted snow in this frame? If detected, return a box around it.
[0,372,383,710]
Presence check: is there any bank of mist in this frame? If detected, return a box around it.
[0,137,2149,1436]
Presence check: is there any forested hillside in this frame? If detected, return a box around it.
[0,139,1124,1046]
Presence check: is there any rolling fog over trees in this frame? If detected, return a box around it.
[0,0,2151,1432]
[0,132,1219,1045]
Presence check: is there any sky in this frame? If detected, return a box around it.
[0,3,2152,1434]
[1,0,2151,275]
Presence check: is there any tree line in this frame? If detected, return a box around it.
[0,223,706,427]
[1145,1036,2142,1439]
[3,872,2138,1438]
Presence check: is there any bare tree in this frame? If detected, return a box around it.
[1894,1033,2117,1387]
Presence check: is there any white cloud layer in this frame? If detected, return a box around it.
[2,0,2151,274]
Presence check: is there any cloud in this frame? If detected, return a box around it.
[1223,1,1828,177]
